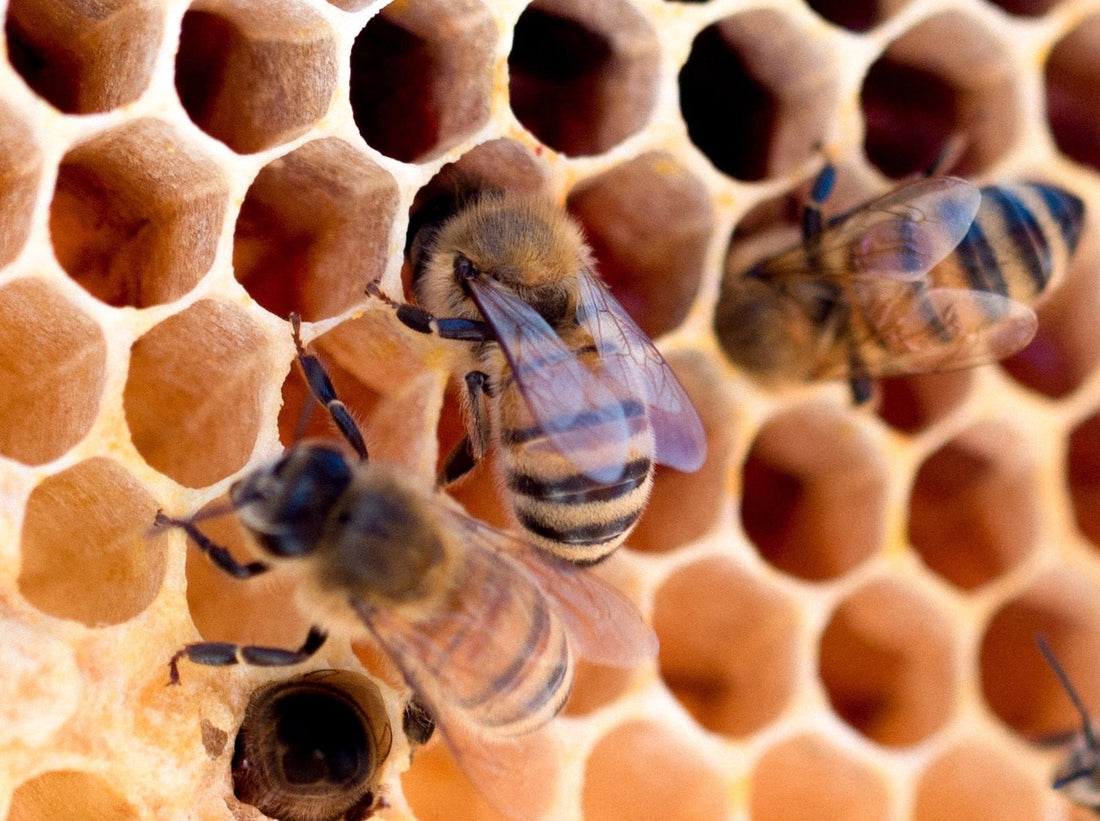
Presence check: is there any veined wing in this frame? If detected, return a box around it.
[576,272,706,473]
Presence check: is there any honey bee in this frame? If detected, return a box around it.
[1036,635,1100,811]
[232,670,395,821]
[370,186,707,565]
[715,163,1085,403]
[155,315,657,820]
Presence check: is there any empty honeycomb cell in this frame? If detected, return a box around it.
[1068,409,1100,548]
[4,0,162,114]
[876,371,973,434]
[0,278,106,466]
[581,720,729,821]
[740,405,887,581]
[123,299,279,488]
[566,152,711,340]
[860,12,1017,178]
[819,579,955,746]
[679,10,837,182]
[912,740,1044,821]
[0,103,41,268]
[1046,14,1100,171]
[1000,228,1100,399]
[628,351,730,554]
[233,138,400,321]
[509,0,659,157]
[49,118,227,309]
[805,0,905,32]
[907,421,1038,591]
[980,570,1100,741]
[349,0,496,164]
[7,771,139,821]
[175,1,338,154]
[749,733,890,821]
[18,458,167,626]
[652,556,799,738]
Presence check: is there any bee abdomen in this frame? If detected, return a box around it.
[507,457,653,565]
[949,182,1084,304]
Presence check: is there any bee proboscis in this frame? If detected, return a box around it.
[155,315,657,821]
[716,162,1084,403]
[372,186,707,565]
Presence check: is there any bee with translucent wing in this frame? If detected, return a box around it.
[370,185,706,565]
[155,315,657,821]
[716,162,1084,403]
[1036,635,1100,812]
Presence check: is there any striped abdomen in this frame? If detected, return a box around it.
[496,349,655,566]
[372,542,574,737]
[932,182,1084,303]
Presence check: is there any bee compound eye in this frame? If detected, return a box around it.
[454,254,475,281]
[233,670,393,821]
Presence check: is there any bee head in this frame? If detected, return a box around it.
[230,443,354,559]
[419,193,590,324]
[714,276,817,382]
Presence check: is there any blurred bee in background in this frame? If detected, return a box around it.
[715,161,1085,403]
[1036,635,1100,811]
[232,669,397,821]
[155,315,657,821]
[369,185,706,565]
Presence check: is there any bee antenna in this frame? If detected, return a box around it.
[1036,634,1099,750]
[1053,764,1096,790]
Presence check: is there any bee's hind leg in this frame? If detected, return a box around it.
[167,627,328,685]
[439,370,494,486]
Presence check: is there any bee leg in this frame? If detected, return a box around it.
[153,511,270,580]
[366,281,495,342]
[439,435,477,486]
[167,627,328,685]
[802,160,837,247]
[289,313,369,462]
[440,370,493,485]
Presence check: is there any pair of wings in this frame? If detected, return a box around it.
[355,503,657,821]
[760,177,1037,379]
[468,269,707,483]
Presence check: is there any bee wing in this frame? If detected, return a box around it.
[353,534,569,820]
[576,272,707,472]
[442,507,659,668]
[762,177,983,283]
[467,275,635,483]
[832,278,1037,377]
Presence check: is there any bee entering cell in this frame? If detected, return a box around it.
[233,670,393,821]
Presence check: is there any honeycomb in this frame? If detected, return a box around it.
[4,0,1100,819]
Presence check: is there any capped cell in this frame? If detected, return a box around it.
[5,0,162,114]
[233,138,400,321]
[679,10,837,181]
[861,12,1017,178]
[175,0,338,154]
[8,771,139,821]
[913,741,1043,821]
[1047,13,1100,171]
[0,101,42,268]
[567,152,711,341]
[123,300,279,488]
[0,278,106,465]
[510,0,659,157]
[50,118,227,309]
[19,458,168,626]
[350,0,495,164]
